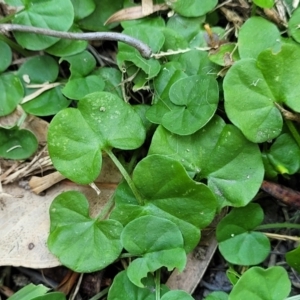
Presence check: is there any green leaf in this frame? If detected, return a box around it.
[286,246,300,273]
[7,284,49,300]
[252,0,274,8]
[0,41,12,73]
[122,215,186,287]
[111,155,217,252]
[61,50,96,78]
[224,44,300,143]
[45,25,88,57]
[288,7,300,43]
[47,191,123,272]
[205,291,229,300]
[33,292,67,300]
[161,290,195,300]
[161,75,219,135]
[161,27,188,51]
[146,61,187,125]
[117,26,164,79]
[62,75,105,100]
[148,116,264,208]
[78,0,123,31]
[48,92,146,184]
[229,267,290,300]
[208,43,240,66]
[216,203,270,265]
[166,0,217,17]
[238,17,281,59]
[0,73,23,116]
[266,133,300,174]
[166,15,205,43]
[93,67,123,98]
[0,128,38,160]
[22,86,71,116]
[71,0,95,20]
[177,50,219,76]
[18,55,59,83]
[12,0,74,50]
[107,270,169,300]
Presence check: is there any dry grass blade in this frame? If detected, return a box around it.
[105,4,169,25]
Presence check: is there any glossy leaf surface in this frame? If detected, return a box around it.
[48,191,123,272]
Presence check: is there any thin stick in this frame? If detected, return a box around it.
[0,23,152,58]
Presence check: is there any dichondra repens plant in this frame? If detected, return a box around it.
[2,0,300,299]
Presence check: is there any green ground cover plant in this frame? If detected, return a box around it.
[2,0,300,299]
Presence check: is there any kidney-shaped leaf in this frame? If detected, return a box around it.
[12,0,74,50]
[122,215,186,287]
[286,246,300,273]
[148,116,264,208]
[162,75,219,135]
[216,203,270,265]
[224,44,300,143]
[47,191,123,272]
[229,267,290,300]
[0,128,38,160]
[111,155,217,253]
[48,92,146,184]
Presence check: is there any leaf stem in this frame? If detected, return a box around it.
[88,287,109,300]
[155,270,161,300]
[0,23,152,58]
[255,222,300,230]
[106,149,144,205]
[286,120,300,148]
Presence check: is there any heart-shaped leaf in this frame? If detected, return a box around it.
[0,128,38,160]
[148,116,264,208]
[216,203,270,265]
[111,155,217,252]
[238,17,281,59]
[62,75,105,100]
[0,73,23,116]
[122,215,186,287]
[47,191,123,272]
[18,55,59,84]
[48,91,146,184]
[162,75,219,135]
[229,267,290,300]
[12,0,74,50]
[107,270,169,300]
[146,61,187,125]
[224,44,300,143]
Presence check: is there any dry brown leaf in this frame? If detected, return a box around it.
[142,0,153,15]
[105,4,169,25]
[0,157,122,268]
